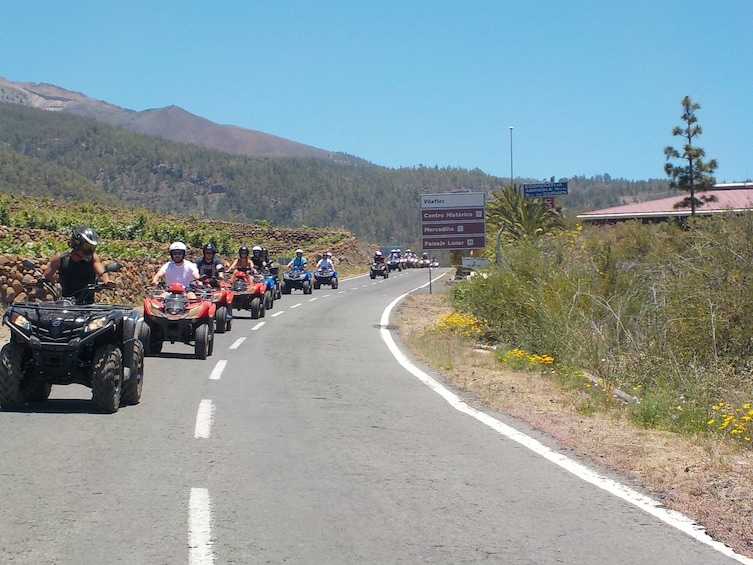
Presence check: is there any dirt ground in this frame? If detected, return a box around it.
[394,287,753,559]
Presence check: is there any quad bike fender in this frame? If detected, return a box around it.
[121,310,142,370]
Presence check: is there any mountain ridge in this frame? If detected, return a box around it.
[0,76,361,163]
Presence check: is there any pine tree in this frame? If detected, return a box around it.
[663,96,718,216]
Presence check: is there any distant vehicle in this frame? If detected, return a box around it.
[281,268,313,295]
[370,261,389,279]
[313,267,339,289]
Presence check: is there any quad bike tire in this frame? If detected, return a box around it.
[147,324,163,356]
[370,271,376,280]
[303,280,312,294]
[194,324,209,359]
[281,281,291,295]
[136,321,151,354]
[250,296,264,319]
[313,280,321,290]
[215,305,228,334]
[91,345,123,414]
[264,290,274,311]
[0,342,27,410]
[195,324,210,360]
[121,339,144,406]
[331,277,339,289]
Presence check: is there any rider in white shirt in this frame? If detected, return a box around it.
[317,252,334,271]
[152,241,201,289]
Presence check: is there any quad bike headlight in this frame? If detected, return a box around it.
[10,312,31,331]
[84,315,109,333]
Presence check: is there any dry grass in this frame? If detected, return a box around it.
[395,288,753,558]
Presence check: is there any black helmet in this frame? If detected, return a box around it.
[203,243,216,254]
[239,246,249,256]
[70,226,100,251]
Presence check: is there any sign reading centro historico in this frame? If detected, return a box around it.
[420,192,486,250]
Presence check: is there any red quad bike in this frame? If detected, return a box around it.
[142,282,216,359]
[200,272,233,334]
[230,269,268,319]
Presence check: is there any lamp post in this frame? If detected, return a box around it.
[508,126,514,191]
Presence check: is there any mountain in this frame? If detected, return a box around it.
[0,76,359,163]
[0,77,672,244]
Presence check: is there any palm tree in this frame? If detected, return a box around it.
[486,185,563,241]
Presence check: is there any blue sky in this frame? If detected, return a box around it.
[1,1,750,182]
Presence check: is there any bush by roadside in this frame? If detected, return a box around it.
[395,286,753,558]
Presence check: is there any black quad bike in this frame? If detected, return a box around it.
[0,260,145,413]
[370,261,389,279]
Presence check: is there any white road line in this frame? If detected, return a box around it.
[208,360,226,380]
[194,399,215,439]
[188,487,214,565]
[272,311,285,317]
[379,275,753,565]
[229,337,246,349]
[290,303,301,308]
[308,297,318,302]
[252,321,265,330]
[338,291,347,294]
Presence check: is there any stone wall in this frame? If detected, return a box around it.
[0,226,371,306]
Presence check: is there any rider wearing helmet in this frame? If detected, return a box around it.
[195,242,225,282]
[286,249,307,271]
[316,252,334,271]
[250,245,267,270]
[151,241,200,290]
[373,250,385,265]
[41,226,114,304]
[229,246,257,281]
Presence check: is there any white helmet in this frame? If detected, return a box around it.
[252,245,262,252]
[169,241,187,253]
[375,251,382,256]
[295,249,303,254]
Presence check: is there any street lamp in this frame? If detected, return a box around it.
[509,126,514,190]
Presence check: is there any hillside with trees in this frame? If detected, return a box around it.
[0,102,670,244]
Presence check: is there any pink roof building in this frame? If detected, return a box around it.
[577,183,753,222]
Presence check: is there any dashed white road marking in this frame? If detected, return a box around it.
[290,303,301,308]
[252,321,265,330]
[229,337,246,349]
[272,311,285,317]
[379,275,753,565]
[194,399,215,439]
[308,297,318,302]
[209,360,226,380]
[188,487,214,565]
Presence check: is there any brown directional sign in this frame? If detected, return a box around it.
[421,236,486,249]
[422,222,486,236]
[421,208,485,222]
[420,192,486,250]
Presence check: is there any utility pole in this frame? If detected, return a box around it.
[509,125,514,192]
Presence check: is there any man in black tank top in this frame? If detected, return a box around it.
[41,226,115,304]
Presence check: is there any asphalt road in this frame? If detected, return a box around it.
[0,268,748,564]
